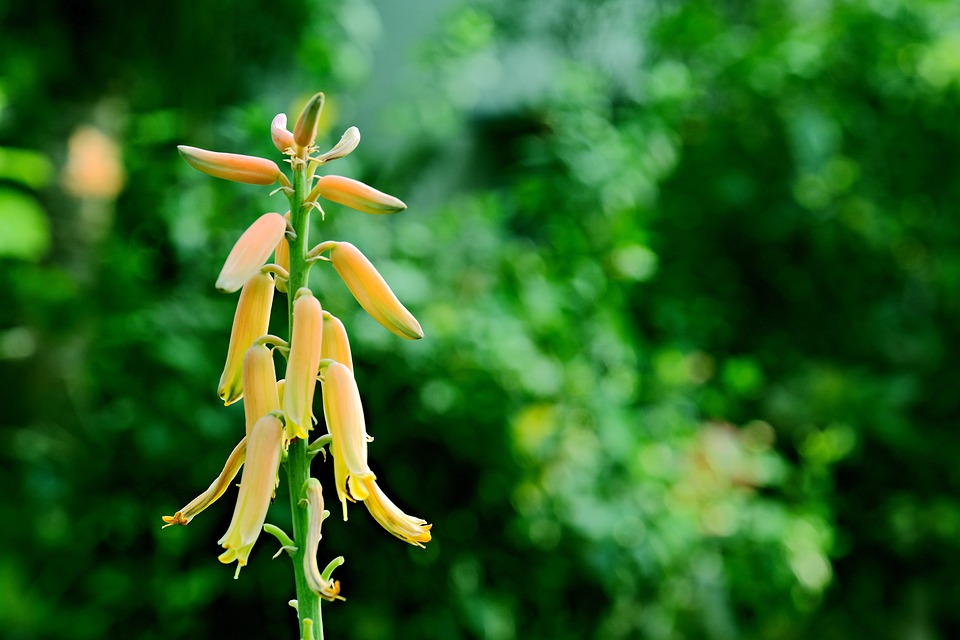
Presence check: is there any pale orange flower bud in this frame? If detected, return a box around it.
[242,344,281,439]
[271,113,296,153]
[321,311,353,372]
[218,414,284,574]
[303,478,343,601]
[178,145,282,186]
[361,475,432,547]
[218,272,275,405]
[162,437,246,527]
[283,290,323,439]
[321,361,375,517]
[330,242,423,340]
[316,126,360,163]
[216,212,287,293]
[293,92,325,148]
[314,175,406,214]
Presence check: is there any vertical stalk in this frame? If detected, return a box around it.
[285,158,323,639]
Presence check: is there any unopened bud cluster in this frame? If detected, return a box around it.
[164,92,431,620]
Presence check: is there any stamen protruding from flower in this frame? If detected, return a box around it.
[321,361,375,516]
[361,475,432,548]
[316,127,360,164]
[284,290,323,439]
[216,213,288,293]
[218,414,284,574]
[242,344,281,439]
[178,145,283,186]
[293,92,325,149]
[329,242,424,340]
[303,478,345,602]
[313,175,407,214]
[162,437,247,527]
[218,272,275,405]
[271,114,296,153]
[321,311,353,372]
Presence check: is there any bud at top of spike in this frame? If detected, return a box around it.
[283,290,323,439]
[315,175,406,214]
[216,212,288,293]
[330,242,423,340]
[178,145,282,186]
[293,92,325,148]
[317,127,360,164]
[271,114,296,153]
[218,272,275,405]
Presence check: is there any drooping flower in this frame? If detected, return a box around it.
[283,289,323,439]
[321,361,375,518]
[329,241,423,340]
[316,127,360,164]
[242,344,281,439]
[218,271,275,405]
[303,478,343,601]
[360,475,432,548]
[218,414,284,575]
[313,175,406,214]
[178,145,282,186]
[162,437,247,527]
[216,212,288,293]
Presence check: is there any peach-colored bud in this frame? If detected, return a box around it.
[162,437,247,527]
[330,242,423,340]
[315,175,406,214]
[316,127,360,164]
[361,475,432,547]
[218,414,284,574]
[303,478,343,601]
[293,92,325,148]
[322,361,374,517]
[283,290,323,439]
[218,272,275,405]
[178,145,282,186]
[242,344,281,439]
[216,212,287,293]
[321,311,353,372]
[271,113,296,153]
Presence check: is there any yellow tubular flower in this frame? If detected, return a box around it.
[216,212,288,293]
[329,242,423,340]
[321,311,353,372]
[303,479,343,601]
[361,475,432,548]
[177,145,282,186]
[218,272,275,405]
[161,437,247,527]
[242,344,281,439]
[322,362,375,517]
[314,175,406,214]
[283,290,323,439]
[218,414,284,575]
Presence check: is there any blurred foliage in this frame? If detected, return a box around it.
[2,0,960,638]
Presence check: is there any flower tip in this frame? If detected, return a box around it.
[293,92,326,148]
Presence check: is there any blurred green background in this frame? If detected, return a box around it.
[2,0,959,638]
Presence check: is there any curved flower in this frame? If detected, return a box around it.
[216,212,287,293]
[162,437,247,527]
[271,114,296,153]
[330,242,423,340]
[303,478,343,601]
[361,475,432,548]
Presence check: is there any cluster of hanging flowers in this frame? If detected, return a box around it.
[162,93,431,607]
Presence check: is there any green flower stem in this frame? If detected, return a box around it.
[285,159,323,640]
